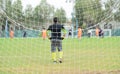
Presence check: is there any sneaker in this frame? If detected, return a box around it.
[59,60,62,63]
[59,58,62,63]
[53,61,57,64]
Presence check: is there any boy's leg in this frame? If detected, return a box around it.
[57,40,63,63]
[51,40,57,62]
[51,52,57,62]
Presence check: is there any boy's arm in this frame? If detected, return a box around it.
[47,26,51,38]
[61,25,67,37]
[62,29,67,38]
[47,30,51,39]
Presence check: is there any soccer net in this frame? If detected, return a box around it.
[0,0,120,74]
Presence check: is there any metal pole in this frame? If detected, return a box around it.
[66,0,76,38]
[5,18,9,38]
[76,18,78,35]
[71,13,74,38]
[70,0,75,38]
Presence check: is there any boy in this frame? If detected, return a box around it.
[47,17,66,63]
[42,28,47,40]
[10,27,14,38]
[78,27,82,39]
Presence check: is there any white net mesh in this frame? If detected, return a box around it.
[0,0,120,74]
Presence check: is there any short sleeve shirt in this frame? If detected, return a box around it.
[47,24,64,40]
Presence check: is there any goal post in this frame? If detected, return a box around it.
[90,29,112,37]
[63,27,112,38]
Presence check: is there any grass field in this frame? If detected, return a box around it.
[0,37,120,74]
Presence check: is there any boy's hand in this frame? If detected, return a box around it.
[61,37,64,40]
[63,34,66,37]
[61,34,66,40]
[48,36,51,40]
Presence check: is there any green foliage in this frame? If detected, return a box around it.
[54,8,67,24]
[12,0,23,22]
[0,0,12,26]
[104,0,120,22]
[6,0,12,17]
[24,4,34,26]
[0,0,2,8]
[110,0,120,22]
[75,0,103,27]
[105,0,116,11]
[0,15,6,26]
[114,11,120,22]
[0,0,66,28]
[33,0,54,26]
[24,5,33,19]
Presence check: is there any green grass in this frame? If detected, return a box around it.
[0,37,120,74]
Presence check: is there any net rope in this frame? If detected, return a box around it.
[0,0,120,74]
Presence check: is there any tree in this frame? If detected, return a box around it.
[75,6,84,27]
[5,0,12,17]
[105,0,116,12]
[0,0,12,26]
[54,8,67,24]
[0,0,3,26]
[24,4,33,19]
[75,0,103,27]
[0,0,2,8]
[24,4,34,26]
[33,0,55,27]
[104,0,120,21]
[12,0,23,22]
[114,8,120,22]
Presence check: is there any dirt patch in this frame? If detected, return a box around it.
[48,70,120,74]
[0,68,120,74]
